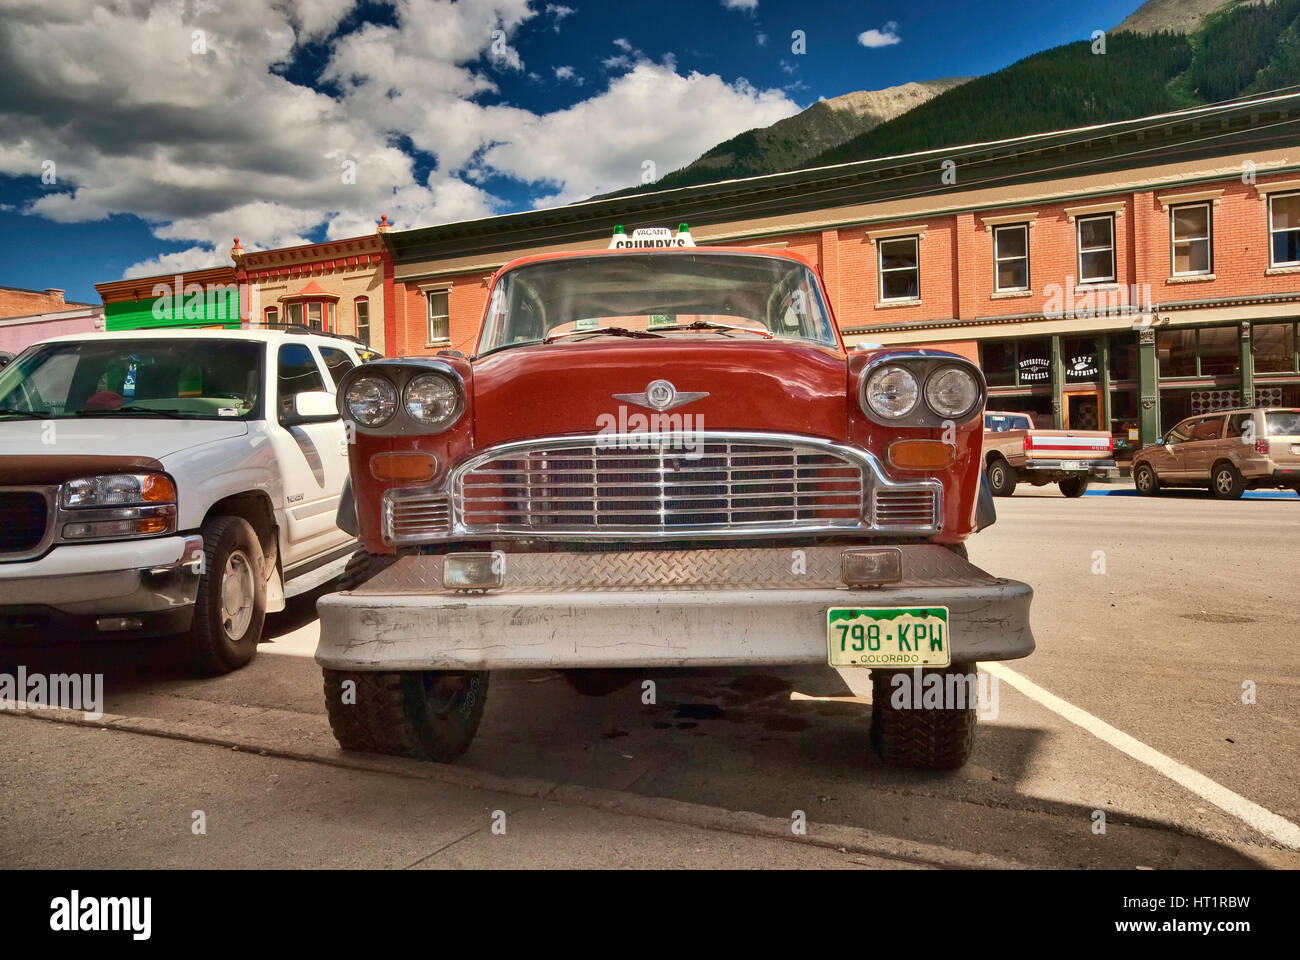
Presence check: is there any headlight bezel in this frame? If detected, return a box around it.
[343,375,400,428]
[404,372,464,429]
[862,364,921,420]
[56,472,178,544]
[923,364,982,421]
[858,352,986,428]
[337,359,468,436]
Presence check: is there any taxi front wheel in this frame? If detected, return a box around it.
[870,667,976,769]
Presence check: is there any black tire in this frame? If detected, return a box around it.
[1134,462,1160,496]
[187,515,266,675]
[1210,461,1245,500]
[870,667,977,769]
[338,550,396,591]
[1058,476,1090,498]
[561,669,640,697]
[322,669,487,762]
[986,458,1017,497]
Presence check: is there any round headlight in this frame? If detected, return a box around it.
[344,375,398,427]
[404,373,462,428]
[925,366,981,419]
[864,366,920,419]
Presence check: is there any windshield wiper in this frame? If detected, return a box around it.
[543,326,664,343]
[72,406,191,419]
[0,407,52,419]
[673,320,774,339]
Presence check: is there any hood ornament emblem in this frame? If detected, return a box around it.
[613,379,708,412]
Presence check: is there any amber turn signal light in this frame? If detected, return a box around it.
[887,440,955,470]
[370,452,439,482]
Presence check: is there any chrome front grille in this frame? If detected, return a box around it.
[457,438,863,533]
[381,432,942,544]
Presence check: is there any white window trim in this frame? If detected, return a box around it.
[425,286,451,344]
[866,224,927,242]
[980,212,1037,231]
[993,223,1030,292]
[1156,188,1223,210]
[1064,200,1125,223]
[1254,178,1300,199]
[1170,201,1213,277]
[877,234,920,303]
[1076,214,1116,285]
[1268,191,1300,268]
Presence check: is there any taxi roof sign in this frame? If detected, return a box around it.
[609,224,694,249]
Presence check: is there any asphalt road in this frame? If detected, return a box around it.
[2,487,1298,869]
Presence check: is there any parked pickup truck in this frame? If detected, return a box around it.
[982,410,1117,497]
[0,327,375,674]
[315,225,1035,770]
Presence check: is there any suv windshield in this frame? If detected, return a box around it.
[477,253,838,354]
[1265,409,1300,436]
[0,338,263,420]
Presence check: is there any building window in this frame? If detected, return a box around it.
[284,300,335,332]
[264,306,278,326]
[354,297,370,346]
[878,236,919,301]
[1252,321,1299,374]
[1171,202,1212,275]
[993,224,1029,291]
[1077,214,1115,284]
[427,289,450,342]
[1270,192,1300,266]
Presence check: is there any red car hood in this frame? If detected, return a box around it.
[470,337,850,448]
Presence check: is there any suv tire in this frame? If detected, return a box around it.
[1134,462,1160,496]
[1210,461,1245,500]
[322,669,487,762]
[188,515,266,675]
[1058,476,1090,498]
[986,459,1017,497]
[870,667,977,769]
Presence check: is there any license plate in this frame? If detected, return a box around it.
[827,607,951,668]
[1291,444,1300,456]
[1060,460,1082,471]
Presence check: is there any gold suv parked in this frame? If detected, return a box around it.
[1131,407,1300,499]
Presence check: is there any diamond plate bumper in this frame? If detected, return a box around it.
[314,544,1034,670]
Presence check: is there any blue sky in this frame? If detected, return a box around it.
[0,0,1142,305]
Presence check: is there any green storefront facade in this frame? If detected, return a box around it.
[97,268,242,332]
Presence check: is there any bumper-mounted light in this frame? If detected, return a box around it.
[841,547,903,587]
[443,552,505,591]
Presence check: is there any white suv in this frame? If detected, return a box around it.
[0,327,375,673]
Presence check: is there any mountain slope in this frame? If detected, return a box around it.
[598,78,967,198]
[1114,0,1230,34]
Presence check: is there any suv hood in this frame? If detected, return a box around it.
[0,418,249,481]
[471,338,849,448]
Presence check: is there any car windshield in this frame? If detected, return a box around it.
[1265,409,1300,436]
[985,414,1031,431]
[0,338,263,420]
[476,253,838,354]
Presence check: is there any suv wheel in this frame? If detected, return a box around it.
[187,515,266,675]
[870,668,977,769]
[322,669,487,762]
[1134,463,1160,496]
[986,459,1017,497]
[1058,476,1090,498]
[1211,462,1245,500]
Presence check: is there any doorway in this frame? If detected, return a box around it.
[1064,390,1102,430]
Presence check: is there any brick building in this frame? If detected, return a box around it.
[0,285,101,357]
[380,93,1300,453]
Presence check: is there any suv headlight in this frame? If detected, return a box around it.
[62,473,176,508]
[59,473,177,541]
[404,372,463,429]
[924,365,981,420]
[344,375,399,427]
[863,365,920,419]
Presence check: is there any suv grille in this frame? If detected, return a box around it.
[0,491,50,555]
[456,439,864,532]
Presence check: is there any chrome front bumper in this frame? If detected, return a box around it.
[315,544,1034,671]
[1022,459,1118,477]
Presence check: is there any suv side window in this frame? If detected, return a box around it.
[319,346,355,388]
[277,343,327,419]
[1224,412,1254,439]
[1167,419,1194,444]
[1189,415,1224,441]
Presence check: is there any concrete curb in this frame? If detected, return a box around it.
[3,706,1024,870]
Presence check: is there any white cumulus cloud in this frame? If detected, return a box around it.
[858,21,901,48]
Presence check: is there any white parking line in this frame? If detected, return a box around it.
[983,661,1300,850]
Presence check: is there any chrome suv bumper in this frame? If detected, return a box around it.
[315,544,1034,671]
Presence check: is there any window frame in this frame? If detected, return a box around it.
[877,235,920,303]
[426,288,451,343]
[1269,191,1300,268]
[1076,214,1116,285]
[353,296,370,347]
[1170,201,1213,276]
[264,306,279,326]
[993,223,1030,292]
